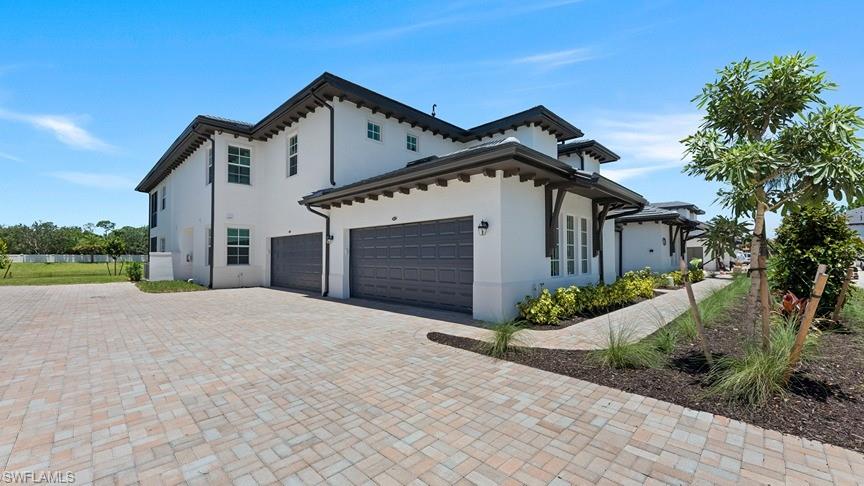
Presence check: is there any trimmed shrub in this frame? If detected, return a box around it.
[772,202,864,314]
[126,261,143,282]
[517,271,657,325]
[517,289,560,325]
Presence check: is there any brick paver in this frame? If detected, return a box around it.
[1,283,862,485]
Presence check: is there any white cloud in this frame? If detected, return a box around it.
[513,48,596,68]
[346,0,582,43]
[48,171,133,190]
[0,151,22,162]
[602,161,688,182]
[587,112,703,182]
[0,109,114,152]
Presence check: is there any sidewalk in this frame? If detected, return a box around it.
[446,277,732,350]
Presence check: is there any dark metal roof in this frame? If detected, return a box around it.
[136,72,585,193]
[651,200,705,215]
[300,140,646,209]
[557,139,620,163]
[611,205,700,227]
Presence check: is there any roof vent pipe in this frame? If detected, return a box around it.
[431,104,437,117]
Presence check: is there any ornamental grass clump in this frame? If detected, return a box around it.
[482,320,530,358]
[708,314,820,405]
[591,323,665,369]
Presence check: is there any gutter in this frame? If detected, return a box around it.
[311,92,336,186]
[305,205,330,297]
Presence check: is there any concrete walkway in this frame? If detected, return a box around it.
[1,283,862,484]
[446,277,732,350]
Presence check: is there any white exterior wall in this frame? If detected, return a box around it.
[332,100,466,183]
[475,125,559,158]
[558,152,602,173]
[618,221,681,274]
[148,143,211,284]
[327,173,608,321]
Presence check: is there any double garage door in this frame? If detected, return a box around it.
[270,217,474,313]
[350,216,473,313]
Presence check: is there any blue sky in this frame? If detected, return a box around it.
[1,1,862,233]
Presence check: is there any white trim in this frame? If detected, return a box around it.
[565,214,576,275]
[579,216,590,274]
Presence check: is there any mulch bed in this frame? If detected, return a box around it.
[428,296,864,453]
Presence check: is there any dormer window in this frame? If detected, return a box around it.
[367,121,382,142]
[406,133,418,152]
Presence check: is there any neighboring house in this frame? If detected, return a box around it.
[136,72,646,321]
[612,201,704,275]
[847,207,864,240]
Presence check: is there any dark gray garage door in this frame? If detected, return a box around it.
[271,233,322,292]
[350,217,473,313]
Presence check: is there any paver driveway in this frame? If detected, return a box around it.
[1,283,863,485]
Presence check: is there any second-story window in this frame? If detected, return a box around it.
[287,135,298,177]
[367,121,381,142]
[149,192,158,228]
[406,133,418,152]
[228,145,251,185]
[206,147,213,185]
[161,186,167,210]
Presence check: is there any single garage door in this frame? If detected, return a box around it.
[271,233,322,292]
[350,217,473,313]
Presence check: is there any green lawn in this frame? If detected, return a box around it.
[0,262,130,286]
[135,280,207,293]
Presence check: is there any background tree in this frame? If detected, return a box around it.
[772,202,863,313]
[95,220,116,236]
[72,233,105,263]
[111,226,148,255]
[683,53,864,327]
[702,216,750,270]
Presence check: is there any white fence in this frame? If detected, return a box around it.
[10,254,148,263]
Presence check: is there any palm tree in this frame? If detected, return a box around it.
[702,216,750,270]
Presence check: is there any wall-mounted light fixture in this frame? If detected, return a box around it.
[662,237,667,246]
[326,234,335,244]
[477,220,489,236]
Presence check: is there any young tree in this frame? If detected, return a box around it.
[702,216,749,270]
[0,238,11,278]
[103,236,127,276]
[72,234,105,263]
[772,202,864,314]
[683,53,864,330]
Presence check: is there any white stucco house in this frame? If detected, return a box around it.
[136,73,647,321]
[612,201,705,275]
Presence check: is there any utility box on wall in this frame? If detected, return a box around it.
[147,252,174,281]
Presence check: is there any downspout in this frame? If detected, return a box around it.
[311,92,336,186]
[617,228,623,278]
[305,205,330,297]
[207,135,216,289]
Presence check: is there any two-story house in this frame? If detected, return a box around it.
[136,73,646,321]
